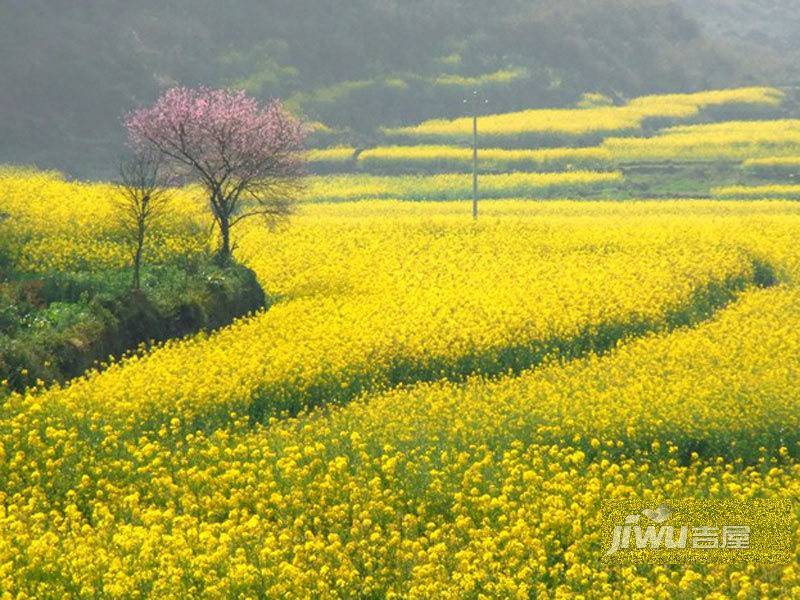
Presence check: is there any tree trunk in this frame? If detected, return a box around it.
[133,226,144,290]
[217,214,232,264]
[133,195,149,291]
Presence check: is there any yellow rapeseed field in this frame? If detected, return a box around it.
[2,170,800,597]
[0,168,209,272]
[605,120,800,163]
[306,146,356,166]
[355,145,613,173]
[712,184,800,200]
[742,156,800,177]
[383,86,782,144]
[304,171,622,201]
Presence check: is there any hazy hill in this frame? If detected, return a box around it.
[676,0,800,82]
[0,0,773,178]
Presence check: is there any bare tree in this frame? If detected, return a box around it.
[114,150,172,290]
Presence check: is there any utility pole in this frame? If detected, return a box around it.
[464,90,487,220]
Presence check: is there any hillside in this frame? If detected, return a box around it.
[0,0,768,178]
[676,0,800,82]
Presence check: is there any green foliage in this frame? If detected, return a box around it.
[0,219,14,276]
[0,260,265,394]
[676,0,800,82]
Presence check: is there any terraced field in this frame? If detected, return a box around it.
[308,85,800,200]
[382,87,784,146]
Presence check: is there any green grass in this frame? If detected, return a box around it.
[0,259,266,394]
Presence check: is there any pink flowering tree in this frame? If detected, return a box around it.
[125,87,307,262]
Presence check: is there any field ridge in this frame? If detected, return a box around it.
[246,257,779,424]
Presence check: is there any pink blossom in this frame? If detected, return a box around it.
[125,87,308,259]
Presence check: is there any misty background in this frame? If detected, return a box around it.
[1,0,798,179]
